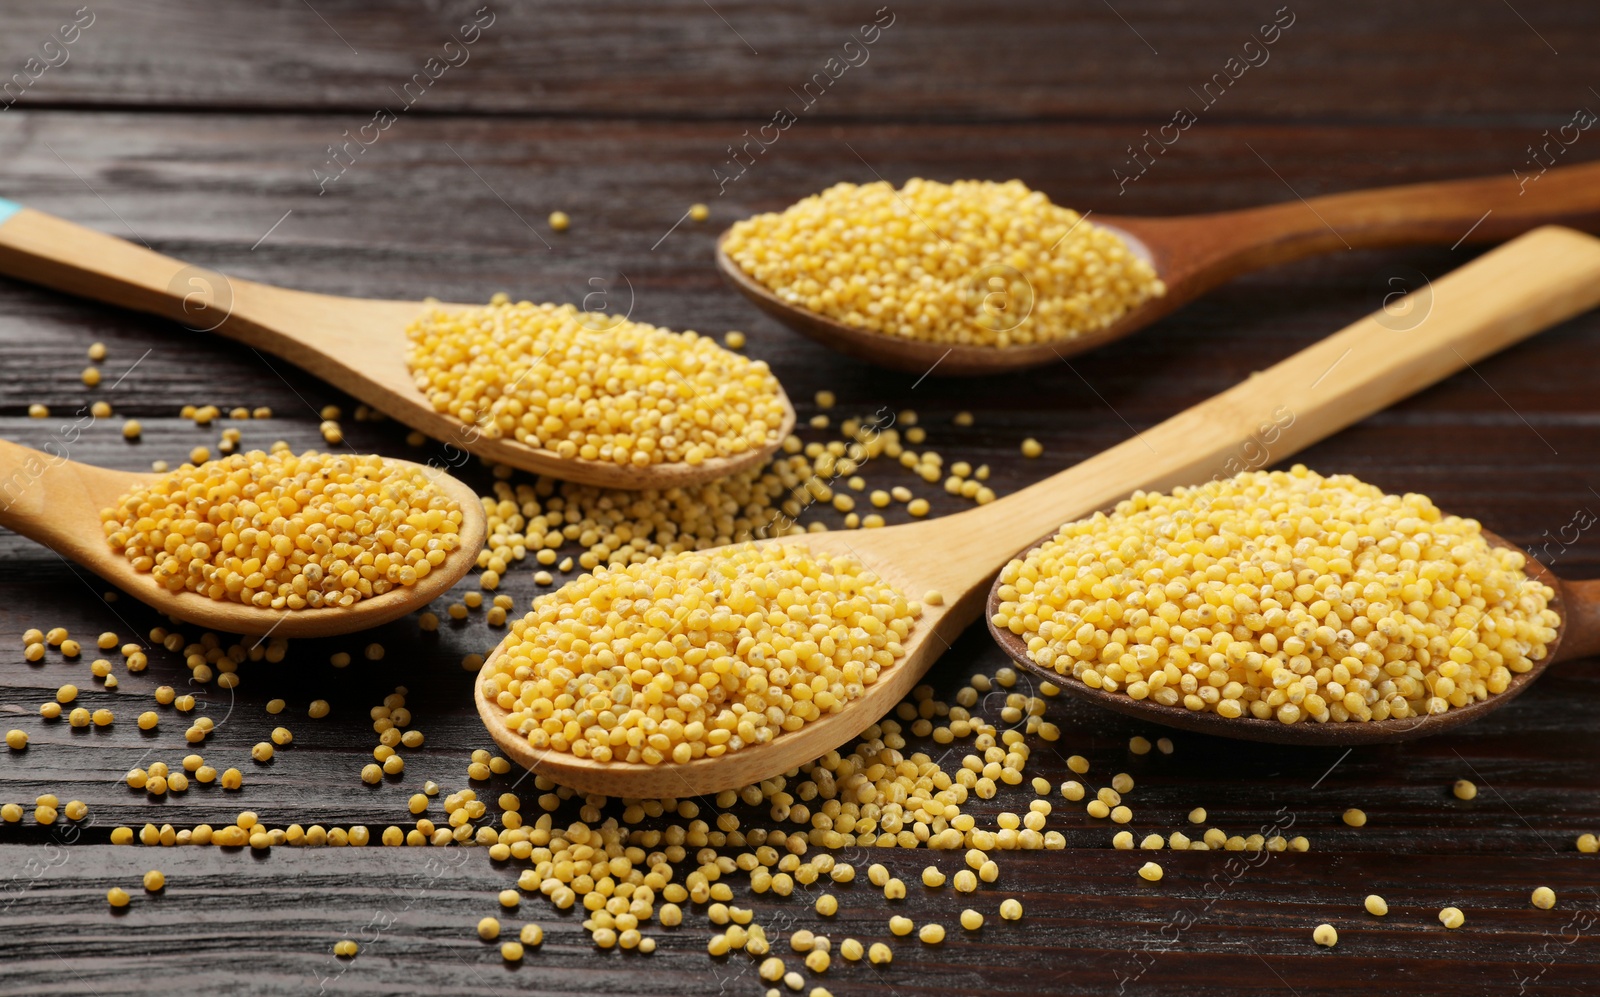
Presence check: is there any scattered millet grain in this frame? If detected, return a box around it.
[107,887,130,908]
[1343,810,1367,828]
[992,467,1558,726]
[1439,907,1465,929]
[1452,780,1477,801]
[1532,887,1556,909]
[101,450,464,610]
[1365,895,1388,916]
[1312,923,1338,947]
[1137,862,1163,882]
[722,179,1163,347]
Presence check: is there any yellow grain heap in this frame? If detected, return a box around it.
[991,466,1558,725]
[102,450,464,609]
[482,542,918,763]
[406,295,788,467]
[721,179,1164,347]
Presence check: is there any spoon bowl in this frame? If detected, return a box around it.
[715,223,1167,376]
[987,525,1600,746]
[0,439,487,637]
[475,525,975,798]
[718,161,1600,375]
[476,227,1600,794]
[0,199,794,488]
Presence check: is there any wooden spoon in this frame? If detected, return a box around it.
[477,226,1600,796]
[989,524,1600,746]
[0,199,795,488]
[717,160,1600,375]
[0,439,487,637]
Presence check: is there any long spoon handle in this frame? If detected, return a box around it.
[0,198,244,331]
[1125,159,1600,297]
[0,437,144,563]
[933,226,1600,572]
[1555,579,1600,663]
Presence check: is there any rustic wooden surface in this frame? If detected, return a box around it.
[3,2,1600,994]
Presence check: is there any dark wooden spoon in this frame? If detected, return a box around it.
[987,526,1600,745]
[718,160,1600,375]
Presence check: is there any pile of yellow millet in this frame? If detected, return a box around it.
[101,450,465,610]
[481,542,919,763]
[991,466,1559,725]
[406,295,788,467]
[721,179,1165,347]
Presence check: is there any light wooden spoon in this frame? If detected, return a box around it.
[717,160,1600,375]
[0,199,795,489]
[477,226,1600,796]
[0,439,487,637]
[989,524,1600,746]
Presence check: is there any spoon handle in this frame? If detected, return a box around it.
[1555,579,1600,663]
[0,438,144,566]
[1127,159,1600,297]
[0,199,244,333]
[944,226,1600,568]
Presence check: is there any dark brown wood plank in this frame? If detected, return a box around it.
[3,100,1600,997]
[0,1,1596,121]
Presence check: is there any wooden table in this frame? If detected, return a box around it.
[3,2,1599,994]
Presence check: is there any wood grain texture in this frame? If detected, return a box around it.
[4,5,1600,995]
[0,1,1595,122]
